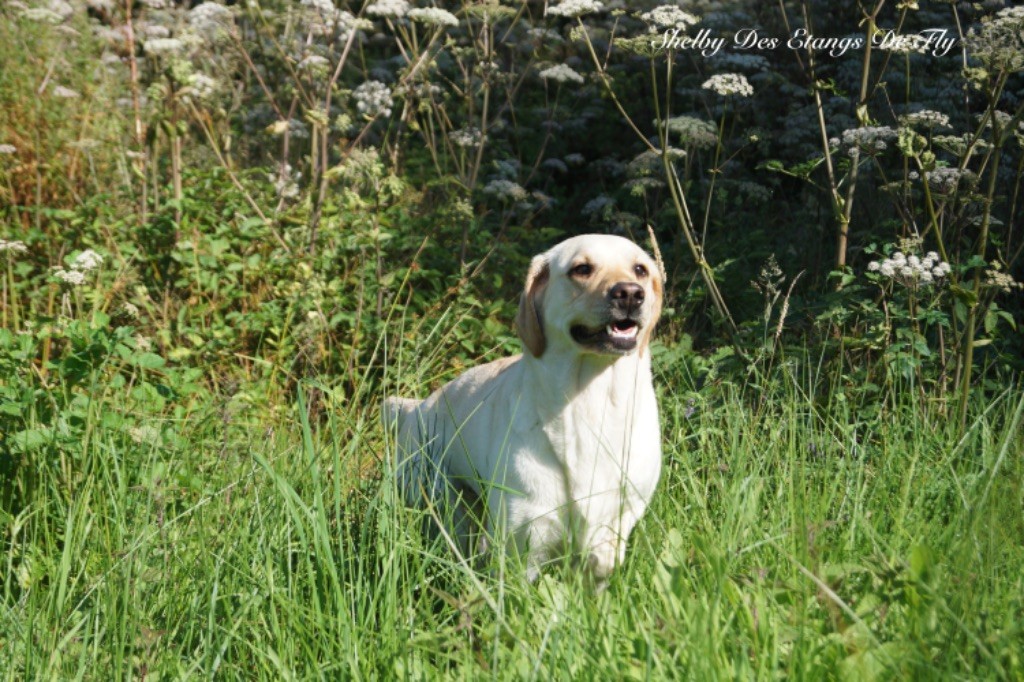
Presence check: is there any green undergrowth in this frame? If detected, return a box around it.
[2,349,1021,679]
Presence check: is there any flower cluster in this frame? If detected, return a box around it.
[627,148,686,179]
[639,6,700,32]
[836,126,897,156]
[188,2,234,43]
[186,73,218,101]
[966,6,1024,72]
[300,1,367,37]
[0,144,16,155]
[408,8,459,27]
[483,179,528,202]
[701,73,753,97]
[300,0,334,16]
[144,37,186,57]
[545,0,604,19]
[984,262,1022,293]
[900,110,951,130]
[298,55,331,76]
[539,64,584,84]
[353,81,393,118]
[366,0,410,19]
[450,127,483,148]
[0,239,28,255]
[662,115,717,149]
[21,1,72,24]
[582,195,615,218]
[909,167,977,194]
[867,250,950,287]
[52,249,104,286]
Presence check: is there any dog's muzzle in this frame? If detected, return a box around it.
[570,281,646,353]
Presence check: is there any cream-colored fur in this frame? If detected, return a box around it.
[384,234,663,585]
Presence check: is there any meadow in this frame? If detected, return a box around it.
[1,0,1023,678]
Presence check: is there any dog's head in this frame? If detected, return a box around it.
[516,234,663,358]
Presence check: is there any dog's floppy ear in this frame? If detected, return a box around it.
[639,262,664,356]
[516,255,549,358]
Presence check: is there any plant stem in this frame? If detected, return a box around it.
[958,123,1003,429]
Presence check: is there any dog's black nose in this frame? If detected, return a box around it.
[610,282,644,310]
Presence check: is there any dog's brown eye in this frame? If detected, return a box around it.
[570,263,593,278]
[634,264,648,278]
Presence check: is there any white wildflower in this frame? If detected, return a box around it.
[965,7,1024,72]
[492,158,520,179]
[900,110,951,130]
[144,38,185,57]
[545,0,604,18]
[142,24,171,39]
[366,0,409,19]
[868,246,951,288]
[0,239,28,254]
[841,126,897,156]
[984,263,1022,293]
[542,158,568,173]
[663,115,717,149]
[582,195,614,217]
[188,2,234,42]
[450,126,483,148]
[627,148,685,178]
[270,163,300,199]
[53,268,87,286]
[532,190,556,209]
[702,73,753,97]
[483,179,528,202]
[129,424,161,445]
[639,6,700,32]
[300,0,334,14]
[73,249,104,272]
[408,7,458,27]
[121,302,140,318]
[298,55,331,74]
[186,73,217,100]
[539,63,584,84]
[353,80,393,118]
[301,3,367,37]
[52,85,81,99]
[0,144,16,154]
[911,167,977,194]
[20,8,64,24]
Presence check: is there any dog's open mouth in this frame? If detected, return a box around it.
[570,318,641,353]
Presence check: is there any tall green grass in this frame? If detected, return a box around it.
[2,346,1021,679]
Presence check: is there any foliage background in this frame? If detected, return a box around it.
[0,0,1022,677]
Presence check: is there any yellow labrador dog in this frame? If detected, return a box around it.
[385,234,663,585]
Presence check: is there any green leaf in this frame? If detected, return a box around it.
[948,284,978,308]
[133,352,167,369]
[11,428,49,452]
